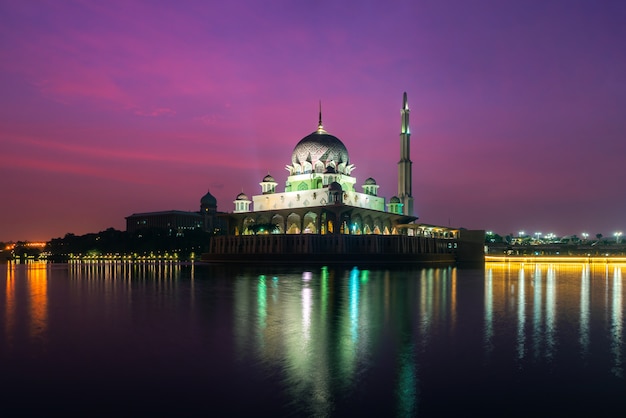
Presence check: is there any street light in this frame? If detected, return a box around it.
[615,232,623,244]
[582,232,589,241]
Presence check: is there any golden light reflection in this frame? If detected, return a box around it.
[611,267,622,377]
[517,267,525,360]
[580,264,590,358]
[545,265,556,360]
[485,262,626,367]
[450,267,457,331]
[2,262,49,350]
[532,265,543,359]
[4,262,16,345]
[486,256,626,264]
[484,268,493,354]
[28,262,48,342]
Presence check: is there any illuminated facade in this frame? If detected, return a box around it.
[222,94,419,236]
[206,93,486,264]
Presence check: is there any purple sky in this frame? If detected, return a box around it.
[1,0,625,242]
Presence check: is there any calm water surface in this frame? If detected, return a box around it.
[1,261,625,417]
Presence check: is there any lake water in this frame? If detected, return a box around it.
[1,261,625,417]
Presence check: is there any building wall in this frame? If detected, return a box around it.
[208,234,453,256]
[253,189,385,212]
[285,172,357,193]
[204,228,485,265]
[126,211,202,234]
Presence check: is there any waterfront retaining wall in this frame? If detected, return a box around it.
[202,233,484,265]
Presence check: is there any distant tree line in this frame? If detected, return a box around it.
[46,227,213,260]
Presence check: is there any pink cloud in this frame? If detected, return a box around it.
[134,107,176,117]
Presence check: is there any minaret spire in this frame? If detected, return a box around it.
[398,91,414,217]
[401,92,410,133]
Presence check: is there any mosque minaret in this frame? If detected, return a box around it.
[398,91,414,216]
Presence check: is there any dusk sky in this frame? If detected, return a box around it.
[1,0,625,242]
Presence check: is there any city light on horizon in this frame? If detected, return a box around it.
[1,1,625,242]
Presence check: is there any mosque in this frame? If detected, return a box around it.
[126,92,484,264]
[219,92,434,237]
[206,93,484,264]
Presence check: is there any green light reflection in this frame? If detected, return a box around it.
[258,275,267,330]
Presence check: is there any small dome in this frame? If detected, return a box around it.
[390,196,401,203]
[200,189,217,206]
[262,174,275,183]
[236,192,249,201]
[329,181,342,191]
[364,177,377,185]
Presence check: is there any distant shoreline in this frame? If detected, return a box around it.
[486,255,626,264]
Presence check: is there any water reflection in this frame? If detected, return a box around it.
[484,267,493,355]
[580,264,590,359]
[612,267,623,377]
[485,262,626,374]
[545,265,556,361]
[2,261,626,416]
[517,267,525,360]
[232,265,458,417]
[2,262,48,352]
[532,264,543,360]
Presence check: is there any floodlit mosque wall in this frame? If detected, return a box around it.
[252,189,385,212]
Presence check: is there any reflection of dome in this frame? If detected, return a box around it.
[291,129,349,167]
[200,189,217,206]
[364,177,377,185]
[390,196,401,203]
[236,192,249,201]
[329,181,342,191]
[262,174,275,182]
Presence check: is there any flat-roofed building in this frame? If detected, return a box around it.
[126,210,203,235]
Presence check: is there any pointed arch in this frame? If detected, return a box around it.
[373,217,382,235]
[352,214,363,235]
[286,213,301,234]
[243,217,256,235]
[271,214,285,234]
[303,212,318,234]
[363,215,373,235]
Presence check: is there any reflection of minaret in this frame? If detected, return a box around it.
[398,92,414,216]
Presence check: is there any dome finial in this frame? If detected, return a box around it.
[317,100,324,132]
